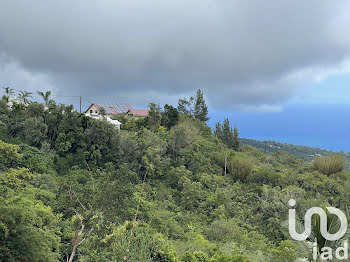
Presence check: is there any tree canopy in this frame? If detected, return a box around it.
[178,89,209,122]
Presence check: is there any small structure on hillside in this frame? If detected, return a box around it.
[84,102,129,129]
[84,103,132,117]
[125,108,149,119]
[84,102,149,129]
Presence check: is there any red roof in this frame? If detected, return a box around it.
[109,106,117,114]
[127,108,149,117]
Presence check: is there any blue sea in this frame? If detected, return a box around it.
[208,104,350,152]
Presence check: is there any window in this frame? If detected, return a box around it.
[95,110,98,113]
[90,110,93,114]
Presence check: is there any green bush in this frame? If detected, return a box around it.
[247,167,285,187]
[18,144,55,174]
[312,154,346,176]
[194,251,209,262]
[0,140,20,170]
[227,155,253,181]
[181,252,197,262]
[209,254,255,262]
[271,240,297,262]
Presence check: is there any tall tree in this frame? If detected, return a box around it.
[215,118,239,150]
[177,96,194,115]
[161,104,179,129]
[148,102,162,131]
[222,118,233,148]
[233,126,240,151]
[214,122,223,139]
[177,89,209,122]
[193,89,209,122]
[2,87,14,103]
[18,91,32,105]
[37,91,52,107]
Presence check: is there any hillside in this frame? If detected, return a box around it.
[240,138,350,168]
[1,96,349,262]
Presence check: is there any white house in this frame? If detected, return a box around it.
[84,103,125,129]
[84,103,131,117]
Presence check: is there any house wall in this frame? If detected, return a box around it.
[85,104,99,116]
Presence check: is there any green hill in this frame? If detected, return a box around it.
[240,138,350,169]
[1,95,350,262]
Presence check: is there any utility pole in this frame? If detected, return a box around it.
[264,141,267,154]
[79,96,82,113]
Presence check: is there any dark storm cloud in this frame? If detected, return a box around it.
[0,0,349,111]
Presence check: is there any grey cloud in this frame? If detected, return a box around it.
[0,0,349,111]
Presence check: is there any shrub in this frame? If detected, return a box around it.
[0,140,20,170]
[239,145,264,159]
[170,120,199,149]
[312,154,346,176]
[209,253,255,262]
[194,251,209,262]
[227,155,253,181]
[272,150,303,168]
[271,240,297,262]
[247,167,285,187]
[181,252,197,262]
[18,144,55,174]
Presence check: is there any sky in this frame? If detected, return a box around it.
[1,1,350,151]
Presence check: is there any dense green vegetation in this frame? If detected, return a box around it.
[240,138,350,169]
[0,88,349,261]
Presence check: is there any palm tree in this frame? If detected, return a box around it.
[18,91,32,105]
[37,91,51,107]
[284,208,350,261]
[310,210,350,261]
[2,87,15,103]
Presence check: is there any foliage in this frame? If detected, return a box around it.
[227,154,254,181]
[0,167,60,262]
[18,90,32,105]
[193,89,209,122]
[162,104,180,129]
[170,118,200,151]
[37,90,52,107]
[0,90,349,261]
[270,240,297,262]
[178,96,194,115]
[178,89,209,122]
[99,106,106,116]
[18,144,55,174]
[232,127,239,151]
[149,102,162,131]
[2,87,15,103]
[241,138,350,170]
[214,119,239,151]
[0,140,20,170]
[312,154,346,176]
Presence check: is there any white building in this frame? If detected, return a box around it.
[84,103,125,129]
